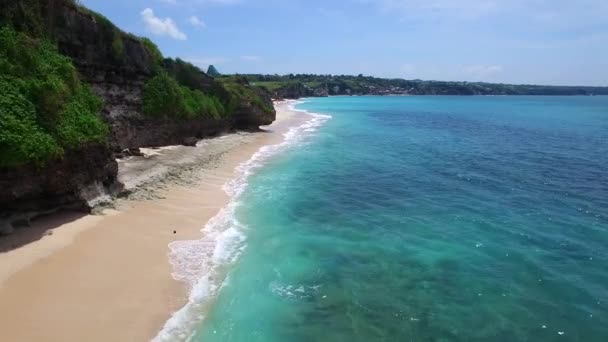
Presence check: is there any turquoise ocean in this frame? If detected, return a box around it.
[158,96,608,341]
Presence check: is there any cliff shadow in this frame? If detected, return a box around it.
[243,127,274,134]
[0,211,88,253]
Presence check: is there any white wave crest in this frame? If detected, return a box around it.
[152,102,331,342]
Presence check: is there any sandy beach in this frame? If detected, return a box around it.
[0,102,302,342]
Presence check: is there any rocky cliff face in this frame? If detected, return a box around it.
[0,1,276,234]
[110,117,232,149]
[0,144,120,234]
[51,4,198,150]
[52,4,275,149]
[232,85,277,130]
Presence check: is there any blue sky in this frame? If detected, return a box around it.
[81,0,608,86]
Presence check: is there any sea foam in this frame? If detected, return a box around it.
[152,100,331,342]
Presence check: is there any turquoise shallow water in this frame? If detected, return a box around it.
[192,96,607,341]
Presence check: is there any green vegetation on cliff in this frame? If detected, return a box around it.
[142,71,225,120]
[141,54,227,120]
[163,58,214,92]
[0,0,140,65]
[2,0,109,41]
[0,0,274,169]
[142,55,273,119]
[0,27,107,167]
[220,77,275,114]
[142,72,182,117]
[141,37,164,66]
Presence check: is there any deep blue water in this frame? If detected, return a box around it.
[194,96,608,341]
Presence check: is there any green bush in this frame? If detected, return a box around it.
[142,72,184,117]
[181,87,224,119]
[143,72,226,119]
[0,26,107,168]
[163,58,209,90]
[181,87,206,118]
[0,78,62,167]
[220,79,274,114]
[56,86,107,148]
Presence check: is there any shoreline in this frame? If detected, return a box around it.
[154,101,331,341]
[0,101,305,342]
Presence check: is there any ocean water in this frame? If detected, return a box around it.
[163,96,608,341]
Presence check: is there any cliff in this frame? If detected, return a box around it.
[48,3,275,148]
[0,0,275,234]
[221,77,276,130]
[0,144,120,234]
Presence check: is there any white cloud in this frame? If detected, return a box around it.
[188,16,206,27]
[241,55,261,61]
[141,8,187,40]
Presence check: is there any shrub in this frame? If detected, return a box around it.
[56,86,107,148]
[142,72,184,118]
[181,87,225,119]
[220,79,274,114]
[143,72,226,119]
[0,78,61,167]
[0,26,107,168]
[164,58,209,90]
[1,28,79,118]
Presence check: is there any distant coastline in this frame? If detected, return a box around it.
[243,74,608,99]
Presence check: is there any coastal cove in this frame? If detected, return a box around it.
[2,1,608,341]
